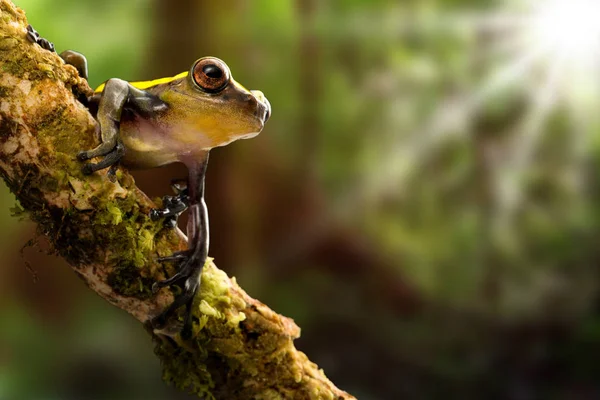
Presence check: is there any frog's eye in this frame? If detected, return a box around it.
[192,57,230,93]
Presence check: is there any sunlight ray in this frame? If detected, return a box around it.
[512,53,566,167]
[480,30,534,60]
[364,39,549,203]
[496,51,567,221]
[472,44,548,105]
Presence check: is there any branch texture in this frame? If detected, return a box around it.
[0,2,353,399]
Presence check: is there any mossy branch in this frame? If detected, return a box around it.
[0,2,353,399]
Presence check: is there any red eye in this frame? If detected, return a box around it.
[192,57,230,93]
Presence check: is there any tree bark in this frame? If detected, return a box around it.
[0,1,353,399]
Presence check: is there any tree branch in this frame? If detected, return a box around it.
[0,2,353,399]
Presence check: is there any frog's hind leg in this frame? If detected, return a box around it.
[151,156,210,339]
[150,179,190,228]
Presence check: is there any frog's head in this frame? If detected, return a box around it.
[168,57,271,149]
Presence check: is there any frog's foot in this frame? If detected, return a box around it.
[26,25,55,52]
[78,142,125,177]
[151,251,205,339]
[149,180,189,228]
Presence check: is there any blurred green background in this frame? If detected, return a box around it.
[3,0,600,399]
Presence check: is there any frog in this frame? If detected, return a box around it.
[26,25,271,338]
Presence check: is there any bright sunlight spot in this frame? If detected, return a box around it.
[529,0,600,69]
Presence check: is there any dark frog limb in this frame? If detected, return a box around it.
[152,156,209,339]
[150,179,190,228]
[75,78,131,175]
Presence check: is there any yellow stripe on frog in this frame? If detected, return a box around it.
[94,71,189,93]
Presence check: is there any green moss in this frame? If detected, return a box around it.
[1,57,49,81]
[155,341,216,399]
[0,85,11,97]
[138,229,155,252]
[37,174,59,192]
[1,44,61,82]
[32,105,68,135]
[108,261,154,299]
[196,314,209,331]
[0,1,20,20]
[254,389,284,400]
[102,203,123,225]
[116,193,141,217]
[199,300,221,318]
[198,263,230,304]
[83,196,165,297]
[229,310,246,327]
[154,228,183,257]
[1,158,166,299]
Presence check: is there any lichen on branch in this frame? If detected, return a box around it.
[0,1,353,399]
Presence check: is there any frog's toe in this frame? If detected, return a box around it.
[81,163,94,175]
[149,193,188,228]
[151,278,182,296]
[151,276,199,336]
[78,144,125,177]
[26,25,55,52]
[152,250,193,294]
[149,208,162,221]
[163,217,178,229]
[77,151,90,161]
[152,268,187,293]
[151,251,205,337]
[107,165,119,182]
[150,212,181,229]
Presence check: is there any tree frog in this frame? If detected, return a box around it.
[27,25,271,338]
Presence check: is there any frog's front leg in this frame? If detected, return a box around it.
[78,82,166,178]
[77,78,130,176]
[152,155,210,339]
